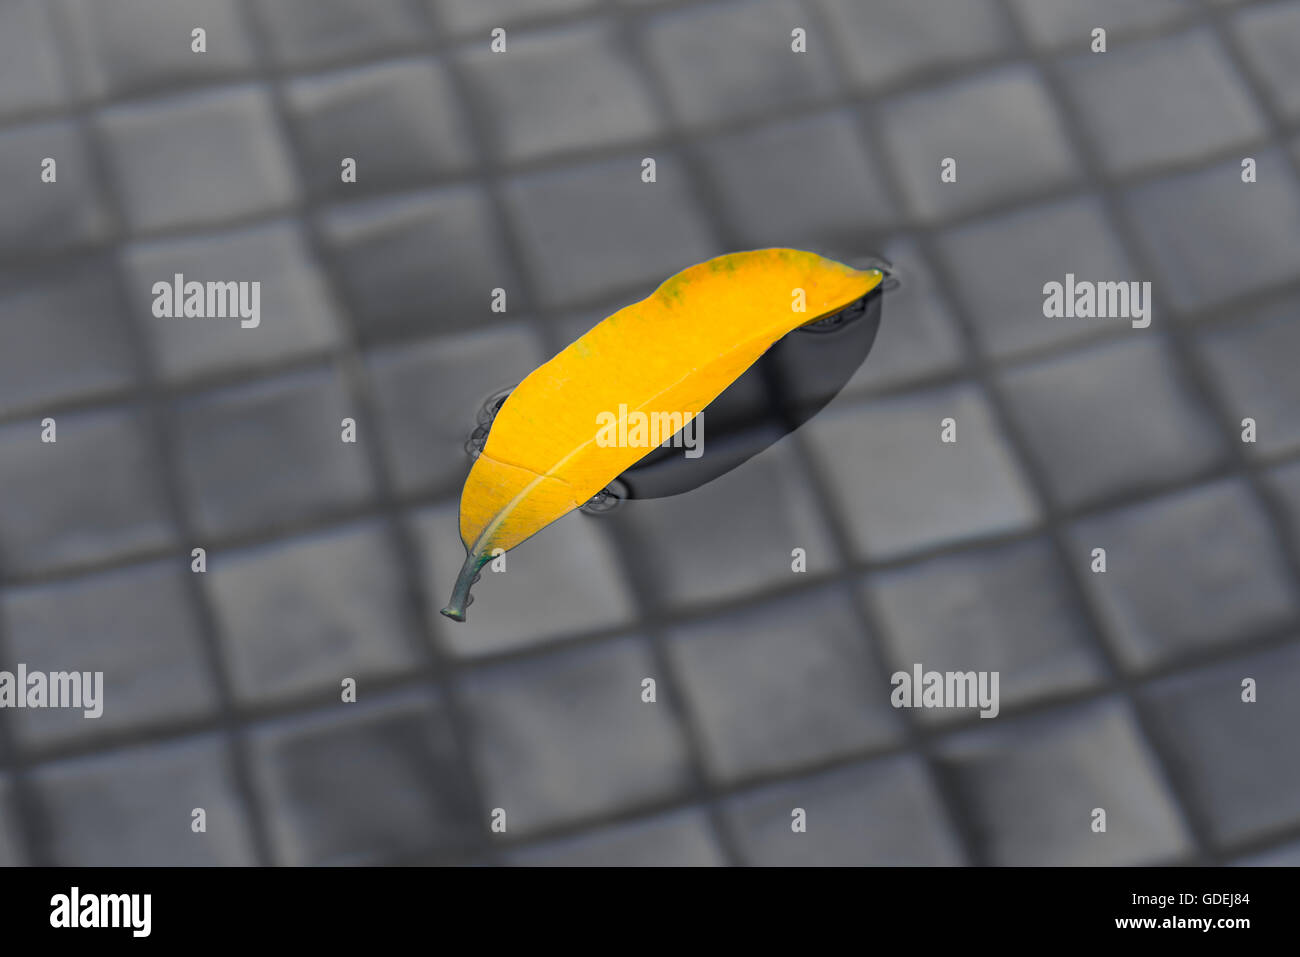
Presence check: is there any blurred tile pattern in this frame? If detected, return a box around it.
[0,0,1297,868]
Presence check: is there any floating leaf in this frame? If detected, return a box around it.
[441,248,884,621]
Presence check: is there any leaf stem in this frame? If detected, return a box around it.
[440,550,489,622]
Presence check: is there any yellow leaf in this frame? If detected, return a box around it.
[441,248,884,620]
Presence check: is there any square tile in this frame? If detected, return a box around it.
[251,691,477,864]
[0,256,137,416]
[367,323,546,495]
[1071,479,1296,672]
[0,0,68,120]
[1142,642,1300,848]
[1268,458,1300,547]
[934,698,1192,865]
[322,185,520,341]
[413,502,637,657]
[459,635,694,834]
[1126,150,1300,314]
[97,85,298,234]
[805,384,1039,560]
[429,0,599,35]
[504,153,715,309]
[814,0,1015,90]
[878,65,1081,222]
[285,58,475,200]
[507,807,725,866]
[0,778,23,865]
[1059,29,1266,177]
[33,734,259,865]
[251,0,432,69]
[643,0,838,129]
[122,220,344,384]
[937,194,1138,360]
[1006,0,1192,49]
[1233,839,1300,866]
[999,337,1227,510]
[867,536,1105,724]
[457,21,662,165]
[697,108,897,249]
[0,120,108,255]
[724,755,966,865]
[608,434,840,610]
[1232,0,1300,122]
[58,0,256,100]
[171,368,374,539]
[1194,294,1300,460]
[206,521,423,707]
[0,409,176,576]
[1,560,218,750]
[666,585,902,784]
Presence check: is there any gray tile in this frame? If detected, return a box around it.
[1126,150,1300,314]
[937,194,1137,360]
[1,561,218,749]
[935,698,1193,865]
[1142,641,1300,848]
[1059,29,1266,177]
[697,108,897,249]
[429,0,600,35]
[841,238,965,395]
[172,368,375,539]
[0,409,176,576]
[122,219,344,384]
[250,0,432,69]
[0,777,25,865]
[805,384,1039,561]
[1006,0,1192,49]
[1233,839,1300,866]
[666,585,903,784]
[643,0,838,129]
[33,734,259,865]
[413,502,637,657]
[504,153,715,309]
[97,85,298,234]
[322,184,520,341]
[0,0,68,120]
[285,58,475,200]
[1194,294,1300,461]
[814,0,1015,90]
[1233,0,1300,123]
[458,21,662,165]
[508,807,726,866]
[367,323,546,495]
[251,690,478,864]
[206,521,423,707]
[867,537,1106,724]
[1071,479,1296,672]
[0,256,137,416]
[0,120,109,255]
[57,0,256,100]
[609,435,840,610]
[999,337,1227,510]
[724,755,966,865]
[1269,458,1300,547]
[879,65,1081,222]
[460,635,694,834]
